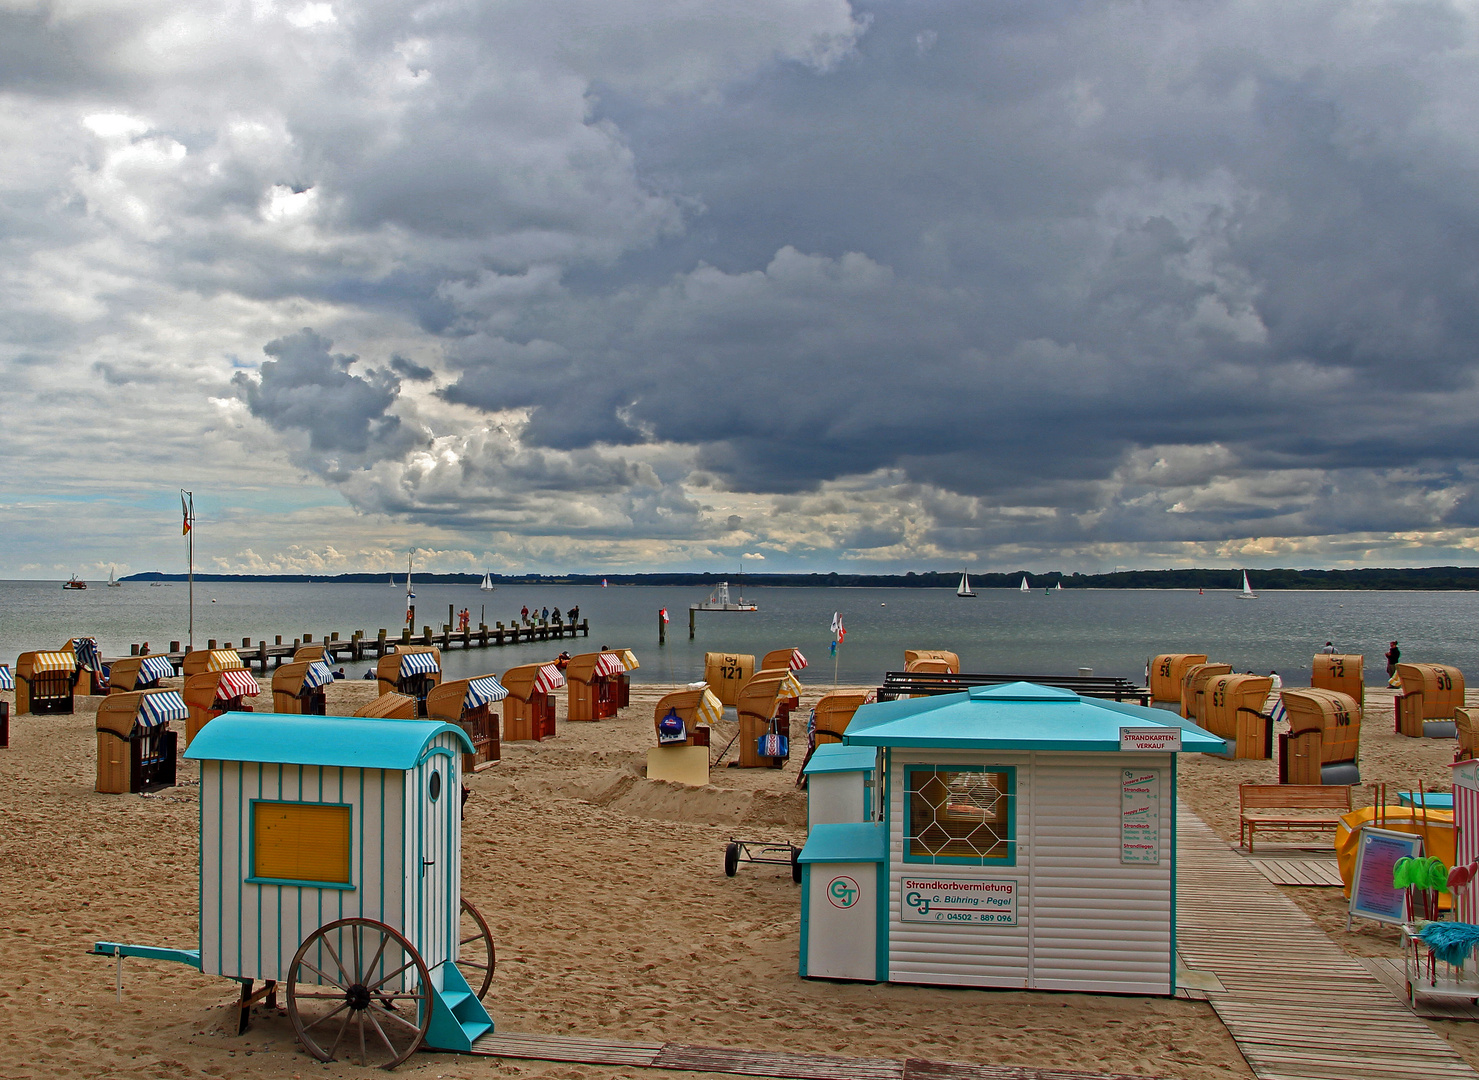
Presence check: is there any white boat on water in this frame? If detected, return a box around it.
[1237,571,1257,599]
[695,581,757,612]
[1019,576,1030,592]
[107,566,122,587]
[388,574,395,587]
[1054,582,1063,591]
[479,573,496,592]
[957,570,976,598]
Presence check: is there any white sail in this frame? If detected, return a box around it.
[480,573,495,592]
[1055,582,1062,591]
[1238,571,1257,599]
[957,571,976,597]
[1019,576,1029,591]
[388,574,395,587]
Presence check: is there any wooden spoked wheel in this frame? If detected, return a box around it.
[286,917,431,1070]
[457,897,496,999]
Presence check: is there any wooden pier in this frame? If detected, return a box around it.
[100,619,589,674]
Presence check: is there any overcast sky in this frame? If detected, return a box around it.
[6,0,1479,577]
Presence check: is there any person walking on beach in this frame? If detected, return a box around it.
[1386,641,1401,677]
[1320,641,1337,654]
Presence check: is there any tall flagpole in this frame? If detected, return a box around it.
[182,490,194,651]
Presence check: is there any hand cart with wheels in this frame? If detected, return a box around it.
[724,838,802,883]
[91,712,498,1069]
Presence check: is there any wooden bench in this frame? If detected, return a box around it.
[1239,784,1353,853]
[877,671,1151,706]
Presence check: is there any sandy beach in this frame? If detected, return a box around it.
[0,675,1468,1079]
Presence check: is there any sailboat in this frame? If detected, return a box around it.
[1054,582,1063,591]
[1019,576,1030,592]
[388,573,395,587]
[479,573,495,592]
[956,570,976,598]
[1237,571,1257,600]
[107,566,122,587]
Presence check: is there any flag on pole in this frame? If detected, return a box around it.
[181,492,192,535]
[659,607,669,623]
[829,640,837,657]
[830,612,846,643]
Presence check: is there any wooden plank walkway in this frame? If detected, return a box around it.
[468,1032,1169,1080]
[1178,804,1478,1080]
[1246,857,1343,888]
[1360,956,1479,1021]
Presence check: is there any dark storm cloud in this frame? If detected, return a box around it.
[424,0,1479,550]
[15,0,1479,568]
[233,328,407,456]
[389,355,434,381]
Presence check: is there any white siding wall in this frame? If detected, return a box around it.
[888,750,1033,988]
[1030,755,1172,995]
[885,750,1174,995]
[200,760,404,983]
[401,731,464,976]
[808,772,867,827]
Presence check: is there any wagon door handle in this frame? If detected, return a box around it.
[421,855,435,877]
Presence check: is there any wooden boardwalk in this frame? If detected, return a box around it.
[1177,804,1477,1080]
[1245,857,1343,888]
[468,1032,1170,1079]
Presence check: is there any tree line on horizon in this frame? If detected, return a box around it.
[120,566,1479,590]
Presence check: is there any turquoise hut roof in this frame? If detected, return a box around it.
[843,681,1227,753]
[184,712,475,770]
[802,743,879,775]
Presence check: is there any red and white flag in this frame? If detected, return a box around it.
[659,607,669,623]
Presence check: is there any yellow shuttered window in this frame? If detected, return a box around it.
[251,801,353,886]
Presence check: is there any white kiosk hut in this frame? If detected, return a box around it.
[797,682,1225,993]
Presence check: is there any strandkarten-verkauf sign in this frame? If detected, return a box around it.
[1119,726,1182,753]
[901,877,1017,926]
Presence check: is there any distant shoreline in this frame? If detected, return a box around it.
[105,566,1479,590]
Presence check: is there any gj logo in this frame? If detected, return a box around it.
[827,875,860,909]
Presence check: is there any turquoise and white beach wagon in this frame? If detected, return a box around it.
[798,682,1225,995]
[94,712,496,1068]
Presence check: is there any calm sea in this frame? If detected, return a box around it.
[1,579,1472,687]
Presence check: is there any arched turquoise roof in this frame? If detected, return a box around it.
[184,712,474,770]
[843,681,1227,753]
